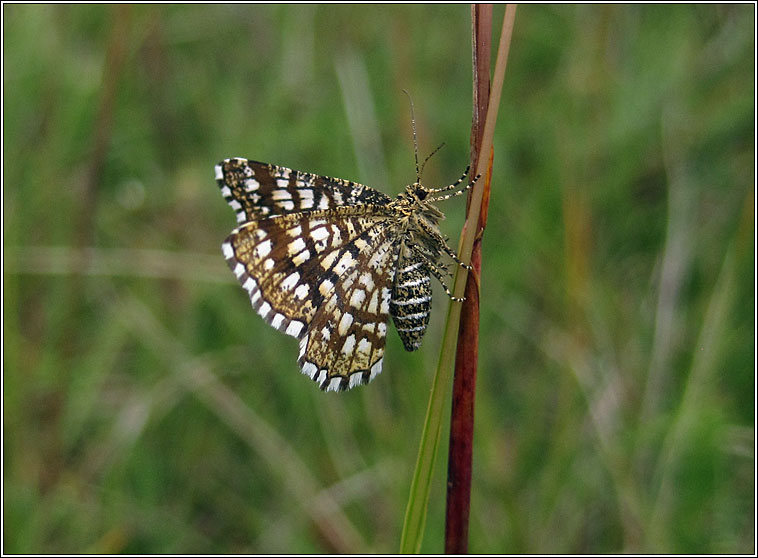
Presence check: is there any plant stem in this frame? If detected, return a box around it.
[399,4,517,554]
[444,4,492,554]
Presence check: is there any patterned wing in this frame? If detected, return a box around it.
[216,158,392,223]
[222,206,400,391]
[298,227,399,391]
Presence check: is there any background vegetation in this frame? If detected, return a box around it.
[3,4,754,553]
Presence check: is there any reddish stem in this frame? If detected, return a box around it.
[444,4,492,554]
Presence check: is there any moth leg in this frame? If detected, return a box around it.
[426,166,470,193]
[429,176,480,202]
[426,260,465,302]
[428,170,481,202]
[416,218,473,271]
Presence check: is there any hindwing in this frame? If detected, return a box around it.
[222,206,400,391]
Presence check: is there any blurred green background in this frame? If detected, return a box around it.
[3,4,754,554]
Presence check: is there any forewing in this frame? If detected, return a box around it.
[222,207,399,390]
[216,158,392,223]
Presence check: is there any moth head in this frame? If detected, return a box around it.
[405,182,444,220]
[406,182,430,201]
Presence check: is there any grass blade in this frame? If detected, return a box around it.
[399,5,517,553]
[444,6,492,552]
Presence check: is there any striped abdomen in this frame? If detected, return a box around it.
[390,249,432,351]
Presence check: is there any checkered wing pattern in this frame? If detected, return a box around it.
[220,161,401,391]
[217,156,472,392]
[216,158,391,223]
[295,222,400,391]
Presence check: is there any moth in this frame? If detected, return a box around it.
[216,152,476,391]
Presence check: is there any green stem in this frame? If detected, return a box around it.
[399,5,517,553]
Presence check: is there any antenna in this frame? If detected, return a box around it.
[402,90,447,181]
[419,142,446,179]
[402,89,421,182]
